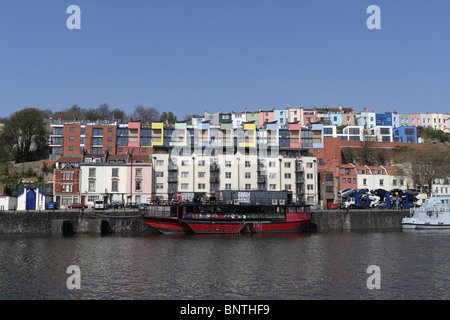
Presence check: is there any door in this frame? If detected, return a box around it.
[26,188,36,210]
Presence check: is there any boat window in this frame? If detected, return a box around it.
[170,206,177,217]
[287,207,295,213]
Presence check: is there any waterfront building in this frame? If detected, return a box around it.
[53,156,82,208]
[79,153,152,206]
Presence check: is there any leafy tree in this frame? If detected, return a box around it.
[160,111,177,124]
[1,108,48,163]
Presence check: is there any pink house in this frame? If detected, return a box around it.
[128,121,141,148]
[126,155,152,204]
[259,109,274,127]
[409,114,421,127]
[287,122,302,149]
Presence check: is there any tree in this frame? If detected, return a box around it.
[130,105,160,123]
[160,111,177,124]
[1,108,49,163]
[394,145,450,196]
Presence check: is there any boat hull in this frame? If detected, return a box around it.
[144,218,311,234]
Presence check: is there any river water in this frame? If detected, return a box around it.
[0,230,448,300]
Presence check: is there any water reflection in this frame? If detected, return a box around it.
[0,230,448,299]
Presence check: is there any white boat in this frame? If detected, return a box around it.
[402,196,450,229]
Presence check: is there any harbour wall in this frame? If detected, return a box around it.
[0,209,411,234]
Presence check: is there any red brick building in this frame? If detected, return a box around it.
[53,156,82,207]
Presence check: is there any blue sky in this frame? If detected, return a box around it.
[1,0,449,118]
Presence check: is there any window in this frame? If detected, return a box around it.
[269,162,276,167]
[181,172,189,178]
[181,183,189,190]
[156,183,164,189]
[284,162,291,168]
[89,168,96,177]
[93,128,103,136]
[135,181,142,191]
[307,184,314,190]
[69,136,74,141]
[225,183,231,190]
[225,172,232,179]
[89,181,95,192]
[70,127,75,132]
[156,160,164,166]
[269,173,277,179]
[285,184,291,190]
[307,162,313,168]
[245,172,251,179]
[225,161,231,167]
[108,137,113,142]
[269,184,276,190]
[108,127,113,132]
[181,160,190,166]
[198,160,205,166]
[245,184,251,190]
[245,161,250,167]
[112,169,118,177]
[62,184,73,192]
[135,169,142,177]
[112,181,118,192]
[363,179,367,186]
[198,172,205,178]
[69,146,74,151]
[284,173,291,179]
[379,179,384,186]
[343,178,346,183]
[198,183,205,190]
[307,173,313,179]
[156,171,164,177]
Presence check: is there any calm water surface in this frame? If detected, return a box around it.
[0,230,448,300]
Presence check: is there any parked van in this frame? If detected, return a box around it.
[94,200,105,210]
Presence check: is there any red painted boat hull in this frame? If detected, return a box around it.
[144,218,311,234]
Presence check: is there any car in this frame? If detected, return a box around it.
[94,200,105,210]
[126,202,139,209]
[47,202,58,210]
[67,203,86,209]
[338,188,353,197]
[138,203,149,212]
[328,203,339,209]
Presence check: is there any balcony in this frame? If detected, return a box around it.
[168,176,178,183]
[257,176,267,184]
[210,163,220,171]
[168,163,178,171]
[210,176,220,183]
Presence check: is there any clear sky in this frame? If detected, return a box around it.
[1,0,449,118]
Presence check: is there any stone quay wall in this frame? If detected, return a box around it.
[0,209,410,234]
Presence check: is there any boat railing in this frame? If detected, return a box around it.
[412,206,450,214]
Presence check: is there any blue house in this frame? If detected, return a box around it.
[393,126,417,143]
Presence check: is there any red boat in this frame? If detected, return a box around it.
[143,203,312,234]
